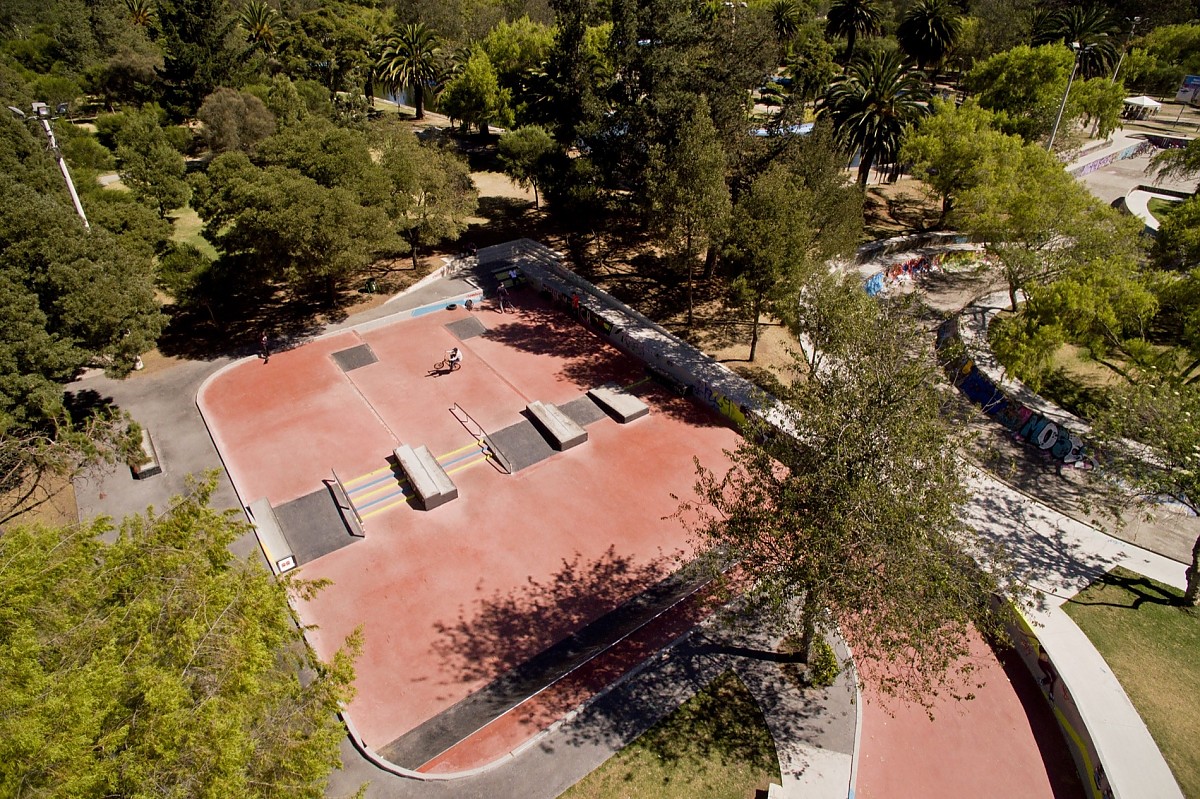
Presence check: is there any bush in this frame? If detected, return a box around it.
[808,639,841,688]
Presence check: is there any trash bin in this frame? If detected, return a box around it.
[366,278,378,294]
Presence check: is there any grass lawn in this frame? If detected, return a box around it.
[1063,567,1200,797]
[168,204,219,261]
[560,670,781,799]
[1147,197,1180,223]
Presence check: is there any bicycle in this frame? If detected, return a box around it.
[434,355,462,372]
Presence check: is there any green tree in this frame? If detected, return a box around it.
[769,0,806,45]
[1032,5,1118,79]
[679,278,1010,700]
[439,46,508,134]
[255,119,388,206]
[191,153,386,302]
[1154,194,1200,269]
[896,0,961,77]
[646,95,731,329]
[1122,24,1200,96]
[725,159,859,361]
[377,22,441,120]
[198,87,277,154]
[115,112,190,218]
[239,0,281,53]
[1089,381,1200,604]
[964,43,1116,145]
[497,125,555,209]
[1150,136,1200,190]
[379,130,478,270]
[901,98,1022,221]
[954,141,1143,310]
[824,0,882,64]
[820,50,930,186]
[0,476,361,795]
[784,26,839,105]
[156,0,238,115]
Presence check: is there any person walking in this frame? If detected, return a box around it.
[259,332,270,364]
[496,283,510,313]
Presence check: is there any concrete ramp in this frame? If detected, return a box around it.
[588,383,650,422]
[394,444,459,510]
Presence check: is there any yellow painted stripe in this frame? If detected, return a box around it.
[361,497,410,519]
[438,442,484,461]
[343,464,395,486]
[446,454,489,475]
[353,478,409,503]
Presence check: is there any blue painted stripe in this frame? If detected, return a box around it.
[356,485,412,510]
[347,472,404,494]
[439,448,486,468]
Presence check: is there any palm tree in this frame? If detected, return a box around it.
[770,0,804,45]
[122,0,155,28]
[820,50,930,186]
[825,0,882,64]
[377,23,442,120]
[239,0,280,53]
[1033,6,1118,78]
[896,0,961,80]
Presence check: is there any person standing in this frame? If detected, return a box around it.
[496,283,510,313]
[259,332,270,364]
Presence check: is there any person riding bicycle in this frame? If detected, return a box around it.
[447,347,463,370]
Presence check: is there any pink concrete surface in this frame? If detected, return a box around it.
[856,628,1084,799]
[199,294,741,751]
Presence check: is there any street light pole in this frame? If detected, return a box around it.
[1047,42,1083,152]
[1111,16,1143,85]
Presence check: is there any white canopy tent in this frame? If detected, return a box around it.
[1123,95,1162,120]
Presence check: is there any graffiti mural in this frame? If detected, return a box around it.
[939,318,1094,468]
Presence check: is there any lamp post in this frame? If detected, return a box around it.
[1047,42,1086,152]
[1111,16,1143,85]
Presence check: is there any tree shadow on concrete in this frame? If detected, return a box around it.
[965,480,1118,611]
[431,545,685,685]
[538,604,854,773]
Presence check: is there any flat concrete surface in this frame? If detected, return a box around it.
[198,290,742,754]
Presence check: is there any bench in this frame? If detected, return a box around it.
[588,383,650,423]
[130,427,162,479]
[646,365,692,397]
[527,401,588,450]
[247,498,296,574]
[394,444,459,510]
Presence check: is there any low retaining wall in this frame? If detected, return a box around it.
[1069,140,1155,178]
[479,239,766,429]
[1002,607,1117,799]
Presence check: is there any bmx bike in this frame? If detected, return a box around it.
[434,357,462,372]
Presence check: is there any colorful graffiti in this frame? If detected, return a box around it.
[939,318,1093,468]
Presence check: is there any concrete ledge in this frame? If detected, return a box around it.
[130,427,162,479]
[588,383,650,422]
[394,444,459,510]
[527,401,588,450]
[247,498,296,574]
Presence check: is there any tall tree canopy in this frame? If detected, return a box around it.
[0,115,164,522]
[0,477,361,796]
[820,50,930,186]
[824,0,882,64]
[896,0,962,75]
[377,22,441,120]
[680,278,1012,703]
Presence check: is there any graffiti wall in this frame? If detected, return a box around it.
[938,319,1093,468]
